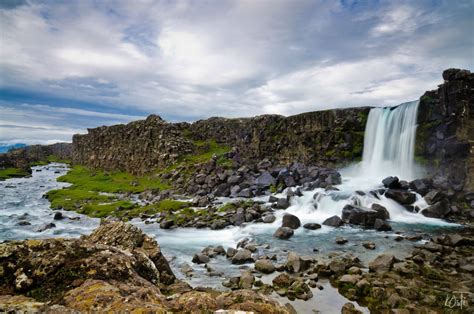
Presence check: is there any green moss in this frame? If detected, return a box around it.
[56,165,170,193]
[46,189,113,211]
[0,167,30,180]
[186,139,231,164]
[420,94,434,104]
[80,200,136,218]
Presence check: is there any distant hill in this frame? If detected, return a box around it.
[0,143,27,154]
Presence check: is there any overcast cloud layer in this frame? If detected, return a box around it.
[0,0,473,144]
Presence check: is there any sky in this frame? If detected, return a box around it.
[0,0,473,145]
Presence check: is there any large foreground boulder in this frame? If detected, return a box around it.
[0,221,288,313]
[385,189,416,205]
[322,215,344,227]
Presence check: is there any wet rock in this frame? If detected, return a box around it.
[342,204,379,227]
[275,198,290,209]
[385,189,416,205]
[424,190,446,205]
[382,176,401,189]
[421,200,451,218]
[282,214,301,229]
[322,215,343,227]
[335,237,348,245]
[160,219,174,229]
[286,252,312,273]
[362,241,376,250]
[272,273,293,290]
[341,302,362,314]
[268,195,279,203]
[409,179,429,196]
[255,259,275,274]
[238,188,252,198]
[239,270,254,289]
[273,227,294,239]
[262,214,276,223]
[36,223,56,232]
[339,274,361,286]
[231,249,254,264]
[374,219,392,231]
[287,280,313,300]
[192,253,210,264]
[371,203,390,220]
[303,223,321,230]
[17,221,31,226]
[226,247,237,258]
[369,254,395,273]
[53,212,65,220]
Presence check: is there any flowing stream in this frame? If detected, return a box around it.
[0,101,459,313]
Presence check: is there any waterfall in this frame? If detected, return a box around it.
[359,100,420,181]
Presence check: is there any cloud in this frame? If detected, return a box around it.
[0,0,472,144]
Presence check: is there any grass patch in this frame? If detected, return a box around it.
[57,165,170,193]
[186,139,231,164]
[46,165,180,218]
[0,167,30,180]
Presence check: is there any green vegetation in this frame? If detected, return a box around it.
[46,165,186,218]
[186,139,231,164]
[0,167,30,180]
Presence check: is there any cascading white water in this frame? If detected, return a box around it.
[359,100,420,181]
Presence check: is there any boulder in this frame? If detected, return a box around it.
[262,214,276,223]
[275,198,290,209]
[192,253,210,264]
[286,252,312,273]
[369,254,395,273]
[231,249,254,264]
[335,237,348,245]
[282,213,301,229]
[303,223,321,230]
[322,215,343,227]
[385,189,416,205]
[255,171,276,186]
[424,190,446,205]
[382,176,401,189]
[421,200,451,218]
[362,241,376,250]
[53,212,65,220]
[226,247,237,258]
[371,203,390,220]
[409,179,429,196]
[273,227,294,239]
[239,270,254,289]
[272,273,293,289]
[287,280,313,300]
[36,223,56,232]
[254,259,275,274]
[342,204,378,227]
[374,219,392,231]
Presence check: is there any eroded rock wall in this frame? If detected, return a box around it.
[416,68,473,194]
[72,108,369,174]
[0,143,72,170]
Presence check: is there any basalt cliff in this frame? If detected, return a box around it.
[71,69,473,195]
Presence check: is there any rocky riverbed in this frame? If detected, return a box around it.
[1,164,473,313]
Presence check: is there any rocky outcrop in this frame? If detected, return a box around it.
[72,108,369,174]
[416,69,473,196]
[0,143,72,171]
[0,220,288,313]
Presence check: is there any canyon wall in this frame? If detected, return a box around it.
[0,143,72,170]
[416,68,473,193]
[72,108,369,174]
[68,69,472,194]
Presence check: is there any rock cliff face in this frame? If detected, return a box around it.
[0,143,72,170]
[70,69,472,195]
[72,108,369,174]
[416,68,473,194]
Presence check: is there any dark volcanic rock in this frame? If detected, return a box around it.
[275,198,290,209]
[231,249,254,264]
[385,189,416,205]
[342,204,379,227]
[382,176,401,189]
[282,213,301,229]
[322,215,343,227]
[409,179,430,196]
[374,219,392,231]
[421,200,451,218]
[303,223,322,230]
[273,227,294,239]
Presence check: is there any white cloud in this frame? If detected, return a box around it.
[0,0,472,144]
